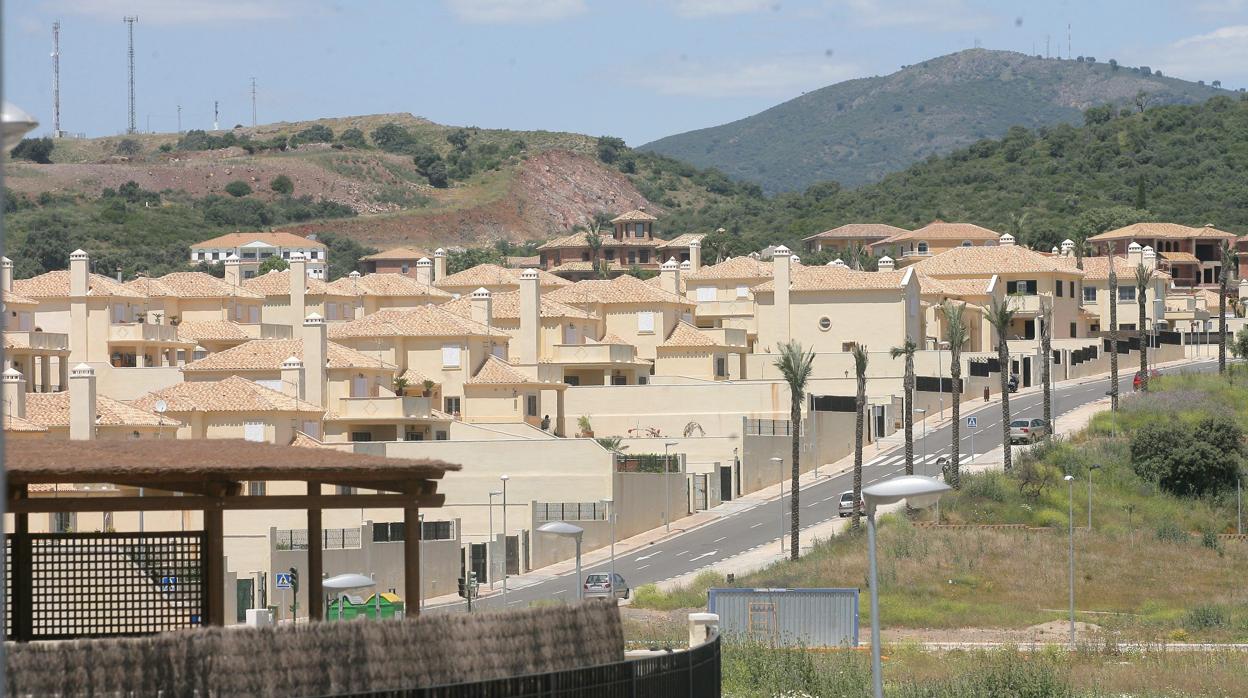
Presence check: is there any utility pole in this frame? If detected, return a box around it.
[250,77,257,127]
[124,16,138,134]
[1067,23,1072,61]
[176,102,181,133]
[52,21,63,137]
[213,100,219,130]
[1046,34,1050,59]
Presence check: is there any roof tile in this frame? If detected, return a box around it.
[182,338,395,372]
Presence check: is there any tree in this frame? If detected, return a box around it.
[1107,242,1121,412]
[289,124,334,146]
[1135,264,1154,390]
[446,128,471,152]
[1232,327,1248,365]
[115,139,141,156]
[317,231,379,281]
[1109,58,1119,71]
[425,160,449,189]
[851,344,869,529]
[942,302,969,488]
[889,339,917,476]
[585,226,603,264]
[596,136,625,164]
[270,175,294,196]
[1135,175,1148,210]
[257,256,289,274]
[773,341,814,560]
[337,128,367,149]
[1040,295,1053,435]
[10,137,54,164]
[370,122,417,153]
[1131,416,1242,497]
[224,180,252,197]
[1220,241,1237,375]
[984,296,1019,473]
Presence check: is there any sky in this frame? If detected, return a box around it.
[4,0,1248,145]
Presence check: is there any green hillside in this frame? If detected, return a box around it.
[642,49,1233,193]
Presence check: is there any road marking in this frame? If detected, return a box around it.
[689,550,718,562]
[675,550,689,555]
[637,564,650,570]
[750,522,764,528]
[552,589,565,595]
[634,551,662,562]
[713,536,727,543]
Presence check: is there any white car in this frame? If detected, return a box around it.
[838,490,864,517]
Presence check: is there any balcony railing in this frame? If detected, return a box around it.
[336,395,435,420]
[107,322,182,343]
[5,331,69,351]
[692,299,752,317]
[550,343,637,364]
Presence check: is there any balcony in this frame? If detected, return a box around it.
[336,395,437,420]
[237,323,294,340]
[697,327,748,348]
[1006,294,1043,315]
[108,322,184,344]
[549,342,638,365]
[6,331,69,351]
[692,298,752,318]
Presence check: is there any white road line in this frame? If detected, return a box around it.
[675,550,689,555]
[713,536,727,543]
[750,522,764,529]
[552,589,565,595]
[637,564,650,571]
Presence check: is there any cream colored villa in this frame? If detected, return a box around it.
[190,231,328,279]
[870,221,1002,266]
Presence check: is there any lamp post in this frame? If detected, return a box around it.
[601,498,616,588]
[1087,464,1101,531]
[770,456,784,553]
[418,513,425,612]
[488,490,502,589]
[500,475,510,607]
[538,521,584,600]
[1237,474,1242,536]
[1065,474,1076,648]
[663,441,678,532]
[914,408,927,467]
[862,476,951,698]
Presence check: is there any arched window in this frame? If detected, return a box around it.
[917,241,930,255]
[961,240,972,247]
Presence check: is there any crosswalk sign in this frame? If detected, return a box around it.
[967,416,978,428]
[275,572,294,590]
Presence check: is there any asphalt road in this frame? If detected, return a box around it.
[434,359,1216,611]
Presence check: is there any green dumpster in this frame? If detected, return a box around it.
[326,592,405,620]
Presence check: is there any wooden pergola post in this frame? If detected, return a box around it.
[307,481,324,622]
[11,487,31,642]
[404,506,421,616]
[204,506,225,626]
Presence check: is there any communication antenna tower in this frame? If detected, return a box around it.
[214,100,219,130]
[250,77,257,127]
[52,21,62,137]
[124,16,138,134]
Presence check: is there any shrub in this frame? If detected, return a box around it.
[1155,521,1187,544]
[256,257,289,274]
[1183,604,1228,630]
[337,128,367,149]
[115,139,141,156]
[1200,530,1223,554]
[963,471,1009,503]
[224,180,252,197]
[1130,417,1242,497]
[270,175,294,196]
[10,137,54,163]
[289,124,333,146]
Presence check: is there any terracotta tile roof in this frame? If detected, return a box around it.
[656,233,706,249]
[192,231,325,249]
[125,272,263,299]
[241,270,330,296]
[291,431,330,448]
[684,256,773,281]
[506,255,541,267]
[435,264,569,289]
[3,414,48,433]
[1190,224,1242,239]
[755,266,910,292]
[911,245,1083,277]
[24,393,178,428]
[660,322,722,348]
[327,305,506,339]
[442,289,594,321]
[323,273,452,299]
[182,338,395,372]
[1159,251,1200,264]
[1089,222,1239,242]
[919,276,992,296]
[546,275,693,306]
[359,247,432,262]
[1054,255,1170,281]
[399,367,439,386]
[595,333,632,345]
[466,355,547,385]
[539,231,656,250]
[13,270,146,299]
[547,260,627,274]
[133,375,324,414]
[3,289,38,306]
[878,221,1002,243]
[176,320,253,344]
[802,223,909,242]
[643,274,686,294]
[610,208,658,223]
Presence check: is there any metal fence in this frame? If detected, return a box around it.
[708,587,858,648]
[534,502,608,523]
[744,418,792,435]
[373,521,455,542]
[316,633,721,698]
[275,527,363,551]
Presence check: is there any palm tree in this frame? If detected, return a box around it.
[1040,295,1053,435]
[1134,264,1153,391]
[1219,241,1237,376]
[889,339,917,476]
[773,340,814,560]
[984,296,1019,473]
[585,225,603,265]
[1108,243,1120,412]
[941,302,969,488]
[851,344,869,530]
[1008,210,1029,241]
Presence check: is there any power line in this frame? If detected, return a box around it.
[52,21,62,137]
[123,16,138,134]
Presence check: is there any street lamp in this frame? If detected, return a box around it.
[862,476,951,698]
[601,498,616,589]
[2,102,39,150]
[538,521,584,600]
[914,408,927,467]
[488,490,502,589]
[663,441,678,532]
[500,475,510,607]
[1087,464,1101,531]
[770,456,784,554]
[1065,474,1076,648]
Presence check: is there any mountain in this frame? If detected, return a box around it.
[641,49,1232,193]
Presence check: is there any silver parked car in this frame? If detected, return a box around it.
[838,490,864,517]
[1009,418,1049,444]
[583,572,630,600]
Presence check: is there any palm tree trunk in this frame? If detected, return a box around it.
[1138,290,1148,390]
[790,391,801,561]
[950,354,962,488]
[1220,275,1229,375]
[1109,269,1119,412]
[998,336,1013,473]
[852,379,865,530]
[1042,312,1052,434]
[904,351,914,476]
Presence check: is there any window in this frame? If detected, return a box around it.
[1070,322,1077,338]
[1006,280,1037,295]
[405,431,425,441]
[282,251,290,259]
[337,485,357,495]
[627,251,636,264]
[435,430,449,440]
[302,420,320,438]
[818,316,832,331]
[961,240,973,247]
[917,241,929,254]
[605,249,615,261]
[351,374,367,397]
[1083,286,1097,303]
[637,311,655,334]
[309,250,319,259]
[444,396,461,414]
[1056,280,1063,297]
[696,287,716,302]
[111,304,127,324]
[401,263,410,274]
[526,394,538,417]
[442,344,462,368]
[1069,281,1075,298]
[842,342,858,352]
[564,375,580,386]
[715,355,727,378]
[736,285,749,299]
[51,512,76,533]
[350,432,373,442]
[639,250,650,264]
[1120,323,1136,331]
[248,481,266,496]
[1118,286,1136,302]
[635,223,645,237]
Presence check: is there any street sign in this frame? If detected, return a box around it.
[275,572,294,590]
[966,416,978,428]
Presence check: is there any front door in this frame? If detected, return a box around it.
[1022,357,1032,388]
[719,465,733,502]
[236,579,254,623]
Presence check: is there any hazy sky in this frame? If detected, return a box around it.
[5,0,1247,144]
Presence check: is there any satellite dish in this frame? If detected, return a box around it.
[153,399,168,414]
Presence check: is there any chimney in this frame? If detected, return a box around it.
[281,356,305,400]
[831,259,847,267]
[772,245,792,343]
[302,313,327,408]
[416,257,433,286]
[433,248,447,282]
[877,255,895,271]
[289,252,307,328]
[998,233,1016,246]
[470,287,492,328]
[3,368,26,421]
[1239,278,1248,302]
[2,256,13,294]
[1127,241,1143,267]
[1060,239,1075,257]
[688,239,702,273]
[1051,246,1059,255]
[69,363,96,441]
[69,249,90,364]
[69,248,89,297]
[1142,245,1157,272]
[223,253,241,286]
[660,258,681,297]
[518,269,541,364]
